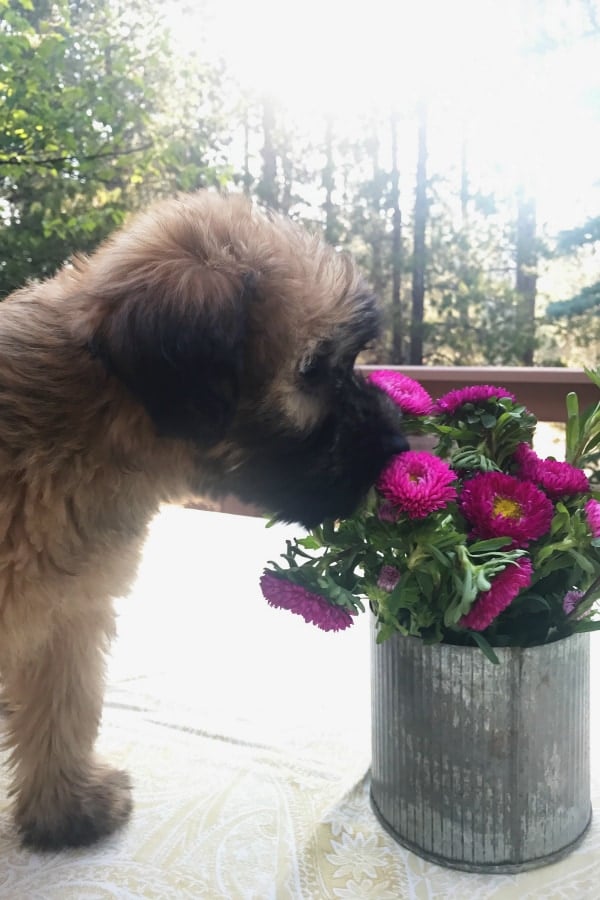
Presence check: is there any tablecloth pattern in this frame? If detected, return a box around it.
[1,507,599,899]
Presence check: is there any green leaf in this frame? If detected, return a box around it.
[468,537,512,553]
[584,368,600,390]
[469,631,501,664]
[570,619,600,633]
[298,535,322,550]
[568,549,596,574]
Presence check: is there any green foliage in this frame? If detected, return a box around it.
[566,368,600,484]
[1,2,597,367]
[555,216,600,255]
[547,282,600,318]
[433,394,537,469]
[543,216,600,345]
[0,0,228,296]
[424,184,535,365]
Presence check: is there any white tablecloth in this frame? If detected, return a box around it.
[1,507,599,898]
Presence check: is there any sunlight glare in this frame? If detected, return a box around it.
[171,0,525,114]
[166,0,600,228]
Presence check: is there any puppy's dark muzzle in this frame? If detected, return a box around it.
[220,373,408,527]
[274,376,408,526]
[330,376,407,471]
[383,432,410,457]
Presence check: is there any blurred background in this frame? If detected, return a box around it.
[1,0,599,366]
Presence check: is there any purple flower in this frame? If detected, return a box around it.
[459,471,554,548]
[377,451,457,519]
[514,443,589,498]
[260,572,353,632]
[513,442,540,479]
[377,500,400,523]
[460,558,533,631]
[368,370,434,415]
[377,565,401,592]
[434,384,516,415]
[563,589,585,616]
[585,498,600,538]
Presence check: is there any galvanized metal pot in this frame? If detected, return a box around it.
[370,624,592,873]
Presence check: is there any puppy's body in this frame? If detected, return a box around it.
[0,191,405,849]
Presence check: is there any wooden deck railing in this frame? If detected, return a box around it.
[361,366,597,424]
[195,367,598,516]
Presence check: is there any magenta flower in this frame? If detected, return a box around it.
[460,558,533,631]
[260,572,353,632]
[533,460,589,498]
[459,471,553,547]
[368,370,434,415]
[514,443,589,498]
[377,451,457,519]
[513,442,540,479]
[434,384,516,415]
[563,589,585,616]
[585,498,600,538]
[377,565,401,592]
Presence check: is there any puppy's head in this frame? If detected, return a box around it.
[78,191,407,526]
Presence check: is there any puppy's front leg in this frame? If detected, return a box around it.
[2,606,131,850]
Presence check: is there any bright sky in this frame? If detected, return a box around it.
[166,0,600,231]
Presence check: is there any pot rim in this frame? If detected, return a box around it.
[371,618,589,661]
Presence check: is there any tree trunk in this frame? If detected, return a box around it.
[257,95,278,211]
[515,187,537,366]
[410,100,428,365]
[322,115,337,244]
[242,101,253,196]
[367,125,385,303]
[390,107,403,363]
[460,124,469,222]
[280,148,293,215]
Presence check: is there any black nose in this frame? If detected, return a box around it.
[384,432,409,457]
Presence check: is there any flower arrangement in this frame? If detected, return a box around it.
[260,368,600,661]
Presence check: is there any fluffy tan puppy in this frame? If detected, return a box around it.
[0,191,406,849]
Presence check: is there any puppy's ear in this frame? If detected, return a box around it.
[89,269,256,443]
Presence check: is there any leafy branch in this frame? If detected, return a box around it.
[0,141,155,169]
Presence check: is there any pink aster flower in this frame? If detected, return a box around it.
[563,589,585,616]
[532,460,589,498]
[459,472,553,547]
[368,370,434,415]
[260,572,353,632]
[460,558,533,631]
[377,565,401,592]
[377,450,456,519]
[434,384,516,415]
[514,443,589,498]
[585,498,600,538]
[513,442,540,479]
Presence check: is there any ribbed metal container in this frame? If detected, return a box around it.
[370,625,592,873]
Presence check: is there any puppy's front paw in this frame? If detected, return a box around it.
[18,767,132,851]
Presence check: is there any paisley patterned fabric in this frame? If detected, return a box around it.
[1,507,599,899]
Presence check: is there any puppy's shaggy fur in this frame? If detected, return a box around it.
[0,191,406,850]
